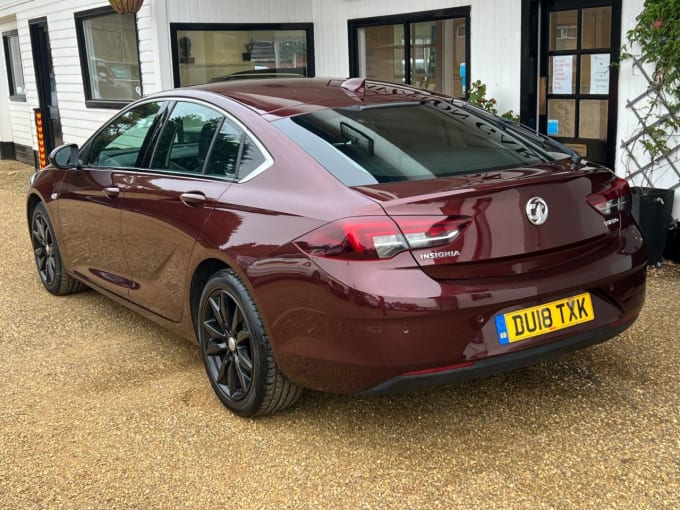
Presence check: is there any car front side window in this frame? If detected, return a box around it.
[86,101,164,168]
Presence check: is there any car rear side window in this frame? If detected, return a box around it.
[204,120,266,180]
[274,101,550,185]
[87,101,163,168]
[150,101,223,174]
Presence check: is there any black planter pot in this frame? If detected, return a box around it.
[664,221,680,263]
[631,187,675,266]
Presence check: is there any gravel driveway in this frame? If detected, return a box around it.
[1,160,678,509]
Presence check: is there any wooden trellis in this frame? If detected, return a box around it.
[620,55,680,190]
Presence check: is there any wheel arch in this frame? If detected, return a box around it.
[189,258,230,336]
[27,193,43,228]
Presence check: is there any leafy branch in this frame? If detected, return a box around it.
[467,80,519,122]
[620,0,680,181]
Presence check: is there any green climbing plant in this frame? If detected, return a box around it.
[620,0,680,171]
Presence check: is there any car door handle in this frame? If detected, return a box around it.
[104,186,120,198]
[180,192,206,206]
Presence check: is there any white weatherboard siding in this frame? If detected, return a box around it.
[0,18,16,142]
[0,0,677,218]
[616,0,680,218]
[310,0,523,115]
[0,0,125,149]
[0,0,315,148]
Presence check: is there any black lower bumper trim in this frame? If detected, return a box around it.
[360,316,637,396]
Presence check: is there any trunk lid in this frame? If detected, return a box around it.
[352,163,622,279]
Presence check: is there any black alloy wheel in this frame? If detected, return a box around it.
[30,203,85,295]
[32,209,57,287]
[203,287,254,401]
[198,270,301,416]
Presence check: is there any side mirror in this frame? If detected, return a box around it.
[48,143,81,170]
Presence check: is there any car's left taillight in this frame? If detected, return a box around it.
[294,216,469,260]
[587,177,632,216]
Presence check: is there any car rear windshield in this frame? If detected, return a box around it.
[274,101,564,186]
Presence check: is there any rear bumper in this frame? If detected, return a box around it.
[359,315,637,395]
[256,237,646,394]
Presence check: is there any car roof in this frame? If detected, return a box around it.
[184,77,440,118]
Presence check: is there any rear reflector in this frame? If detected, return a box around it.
[587,177,632,216]
[295,216,469,260]
[402,361,476,376]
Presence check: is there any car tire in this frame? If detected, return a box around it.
[30,202,87,296]
[198,269,301,416]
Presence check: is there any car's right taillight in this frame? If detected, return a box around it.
[587,177,632,216]
[294,216,469,260]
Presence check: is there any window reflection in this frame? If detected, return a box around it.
[175,28,310,86]
[79,13,142,101]
[355,14,467,98]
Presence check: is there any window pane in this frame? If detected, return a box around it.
[582,7,612,50]
[238,136,266,179]
[81,13,142,101]
[357,18,466,98]
[176,29,309,86]
[580,54,610,95]
[88,102,162,167]
[357,24,405,85]
[410,18,466,97]
[549,55,576,94]
[5,33,25,96]
[205,120,243,178]
[549,10,577,51]
[547,99,576,138]
[151,102,223,173]
[579,100,608,140]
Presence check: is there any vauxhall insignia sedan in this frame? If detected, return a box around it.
[27,78,646,416]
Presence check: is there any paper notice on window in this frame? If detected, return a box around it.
[552,55,573,95]
[590,54,610,95]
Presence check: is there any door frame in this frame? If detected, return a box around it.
[29,17,62,163]
[520,0,621,168]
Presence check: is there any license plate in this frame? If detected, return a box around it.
[495,292,595,345]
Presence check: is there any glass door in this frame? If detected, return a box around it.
[540,1,620,167]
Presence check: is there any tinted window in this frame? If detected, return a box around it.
[87,101,163,168]
[275,101,551,185]
[237,136,266,179]
[151,102,223,174]
[205,120,242,178]
[204,121,266,180]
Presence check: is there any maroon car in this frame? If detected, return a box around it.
[27,78,646,416]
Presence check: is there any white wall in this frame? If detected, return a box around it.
[310,0,523,115]
[0,17,17,143]
[0,0,125,151]
[0,0,317,151]
[617,0,679,218]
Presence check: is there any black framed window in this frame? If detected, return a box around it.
[3,30,26,100]
[170,23,315,87]
[75,7,142,108]
[348,8,470,99]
